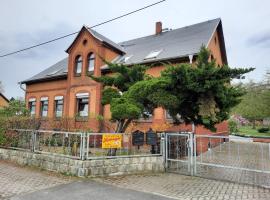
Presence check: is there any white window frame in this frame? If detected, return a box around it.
[40,98,49,117]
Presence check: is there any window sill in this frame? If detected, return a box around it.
[40,117,49,121]
[87,71,94,76]
[135,119,153,123]
[74,73,81,77]
[54,117,63,121]
[75,117,89,122]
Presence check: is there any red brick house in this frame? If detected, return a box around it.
[20,18,228,134]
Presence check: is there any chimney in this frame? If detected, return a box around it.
[156,21,162,35]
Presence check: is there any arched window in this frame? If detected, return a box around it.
[87,53,95,72]
[75,55,82,75]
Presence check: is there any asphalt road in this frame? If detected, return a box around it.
[11,181,174,200]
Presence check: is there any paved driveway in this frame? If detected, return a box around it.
[12,181,172,200]
[96,174,270,200]
[0,160,170,200]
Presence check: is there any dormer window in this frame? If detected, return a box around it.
[87,53,95,72]
[75,55,82,75]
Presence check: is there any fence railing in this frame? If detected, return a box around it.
[2,129,163,160]
[0,129,33,152]
[195,134,270,173]
[34,130,83,159]
[86,132,162,159]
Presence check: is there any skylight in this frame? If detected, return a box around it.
[124,55,133,62]
[144,49,163,60]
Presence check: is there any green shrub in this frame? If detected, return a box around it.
[258,127,270,133]
[0,130,7,146]
[228,119,238,133]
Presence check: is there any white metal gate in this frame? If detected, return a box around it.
[164,133,270,188]
[165,132,194,175]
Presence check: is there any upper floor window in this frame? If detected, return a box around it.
[28,98,36,116]
[75,55,82,75]
[54,96,64,118]
[40,97,48,117]
[87,53,95,72]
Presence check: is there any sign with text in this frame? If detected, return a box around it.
[102,134,122,149]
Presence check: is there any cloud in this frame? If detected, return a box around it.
[247,30,270,48]
[0,22,75,59]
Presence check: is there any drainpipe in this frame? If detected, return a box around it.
[19,82,26,92]
[189,54,194,64]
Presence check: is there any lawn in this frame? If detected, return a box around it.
[233,126,270,138]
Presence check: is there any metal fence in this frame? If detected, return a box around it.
[86,132,162,159]
[0,129,33,151]
[195,134,270,188]
[165,132,193,175]
[2,129,162,160]
[34,130,83,159]
[165,132,270,188]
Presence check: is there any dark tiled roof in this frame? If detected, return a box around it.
[87,27,125,53]
[118,18,221,65]
[21,18,224,84]
[21,58,68,84]
[66,26,125,54]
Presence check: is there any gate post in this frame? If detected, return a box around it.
[189,132,194,176]
[165,133,168,171]
[80,132,87,160]
[160,133,166,169]
[193,133,197,175]
[31,130,36,153]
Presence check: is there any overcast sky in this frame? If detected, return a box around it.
[0,0,269,99]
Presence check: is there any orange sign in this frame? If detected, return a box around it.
[102,134,122,149]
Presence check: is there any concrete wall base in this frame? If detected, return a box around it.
[0,148,164,177]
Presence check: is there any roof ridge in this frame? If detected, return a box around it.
[118,18,221,45]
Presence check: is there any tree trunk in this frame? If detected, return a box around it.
[252,120,256,129]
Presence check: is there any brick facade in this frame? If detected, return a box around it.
[24,21,229,135]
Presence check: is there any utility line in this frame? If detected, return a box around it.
[0,0,166,58]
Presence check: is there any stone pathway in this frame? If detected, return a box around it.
[0,160,72,200]
[95,173,270,200]
[2,158,270,200]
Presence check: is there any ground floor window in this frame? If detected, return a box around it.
[40,97,48,117]
[28,98,36,116]
[76,93,89,117]
[54,96,63,118]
